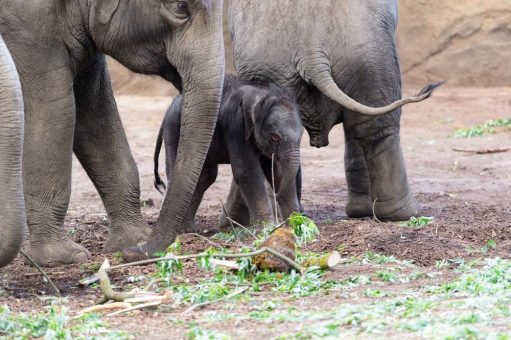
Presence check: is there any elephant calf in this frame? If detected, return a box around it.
[154,75,303,230]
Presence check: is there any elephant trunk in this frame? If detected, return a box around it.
[0,36,26,268]
[276,150,301,220]
[123,1,225,261]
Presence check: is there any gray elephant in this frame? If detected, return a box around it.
[0,0,225,266]
[227,0,442,223]
[0,34,26,268]
[154,75,303,230]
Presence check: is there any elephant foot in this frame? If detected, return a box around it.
[104,221,151,253]
[123,238,171,263]
[182,221,203,234]
[373,193,422,221]
[27,239,91,267]
[345,192,374,218]
[218,209,251,229]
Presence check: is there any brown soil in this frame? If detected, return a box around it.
[1,86,510,338]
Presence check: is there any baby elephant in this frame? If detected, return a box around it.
[154,75,303,232]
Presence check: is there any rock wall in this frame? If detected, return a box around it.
[109,0,511,95]
[398,0,511,87]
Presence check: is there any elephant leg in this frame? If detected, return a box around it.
[218,179,251,228]
[0,36,26,268]
[23,69,91,267]
[343,136,373,218]
[342,58,421,221]
[182,165,218,233]
[73,55,150,253]
[234,172,275,226]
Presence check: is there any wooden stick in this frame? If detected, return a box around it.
[271,153,279,224]
[19,250,61,296]
[24,271,66,277]
[211,259,239,270]
[107,301,163,317]
[372,198,382,223]
[452,146,510,154]
[220,199,237,235]
[76,302,132,316]
[225,217,257,239]
[183,233,224,249]
[219,198,258,240]
[124,291,171,304]
[97,259,136,303]
[184,287,248,314]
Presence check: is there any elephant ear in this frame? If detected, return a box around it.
[96,0,120,24]
[241,98,255,141]
[241,87,269,141]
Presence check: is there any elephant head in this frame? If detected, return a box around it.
[242,85,303,219]
[88,0,225,260]
[0,35,26,268]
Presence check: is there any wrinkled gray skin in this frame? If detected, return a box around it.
[229,0,441,222]
[0,0,225,266]
[154,75,303,229]
[0,34,26,268]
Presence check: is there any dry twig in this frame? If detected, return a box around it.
[220,199,236,233]
[452,146,510,154]
[219,199,257,240]
[24,271,66,277]
[19,250,61,296]
[372,198,383,223]
[210,259,239,270]
[97,259,136,303]
[76,302,132,316]
[271,153,279,224]
[184,287,248,314]
[107,301,164,317]
[183,233,224,249]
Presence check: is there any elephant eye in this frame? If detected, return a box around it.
[270,133,281,143]
[176,1,189,14]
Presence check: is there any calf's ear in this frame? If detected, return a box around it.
[241,98,255,141]
[96,0,120,24]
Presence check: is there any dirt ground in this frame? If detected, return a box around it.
[1,86,510,338]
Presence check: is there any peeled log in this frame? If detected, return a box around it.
[254,227,296,272]
[302,251,341,270]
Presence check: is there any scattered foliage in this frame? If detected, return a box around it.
[0,303,128,339]
[288,213,320,246]
[452,118,511,138]
[480,239,497,254]
[400,216,434,228]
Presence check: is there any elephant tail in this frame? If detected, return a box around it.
[305,61,444,116]
[154,123,166,195]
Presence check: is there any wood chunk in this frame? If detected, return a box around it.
[302,251,341,270]
[254,227,296,272]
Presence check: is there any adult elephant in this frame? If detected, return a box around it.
[0,0,225,266]
[0,34,26,268]
[227,0,441,222]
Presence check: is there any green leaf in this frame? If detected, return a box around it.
[289,213,320,246]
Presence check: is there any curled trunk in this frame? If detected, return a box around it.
[276,151,301,220]
[0,35,26,267]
